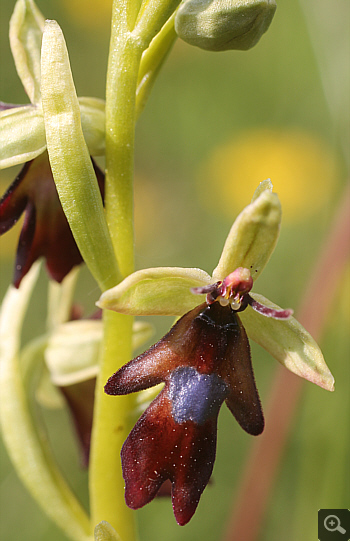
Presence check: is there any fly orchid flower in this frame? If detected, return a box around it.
[0,153,105,287]
[43,309,154,466]
[0,0,106,286]
[98,180,334,525]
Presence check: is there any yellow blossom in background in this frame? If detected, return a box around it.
[61,0,112,29]
[197,129,340,222]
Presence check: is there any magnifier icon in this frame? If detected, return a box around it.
[324,515,346,534]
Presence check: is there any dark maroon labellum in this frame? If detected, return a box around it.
[105,300,264,525]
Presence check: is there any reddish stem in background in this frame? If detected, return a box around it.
[223,183,350,541]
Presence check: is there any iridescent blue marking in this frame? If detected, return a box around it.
[169,366,229,425]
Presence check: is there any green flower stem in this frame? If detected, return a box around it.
[89,310,136,540]
[104,0,181,277]
[0,265,92,541]
[104,34,142,277]
[90,1,181,537]
[90,4,141,537]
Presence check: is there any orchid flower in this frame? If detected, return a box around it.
[0,0,106,286]
[97,180,334,525]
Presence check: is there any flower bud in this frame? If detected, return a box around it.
[175,0,277,52]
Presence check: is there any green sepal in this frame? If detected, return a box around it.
[79,97,106,156]
[212,186,281,281]
[41,20,120,291]
[10,0,45,104]
[45,320,102,386]
[44,319,154,386]
[0,105,45,169]
[97,266,211,315]
[240,293,335,391]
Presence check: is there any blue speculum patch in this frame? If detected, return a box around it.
[169,366,229,425]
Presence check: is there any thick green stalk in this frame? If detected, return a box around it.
[90,0,182,538]
[90,310,136,540]
[89,3,142,539]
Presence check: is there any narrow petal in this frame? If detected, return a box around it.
[247,294,293,319]
[98,267,211,316]
[0,105,45,168]
[9,0,45,104]
[212,187,281,282]
[240,293,335,391]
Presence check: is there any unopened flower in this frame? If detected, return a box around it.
[175,0,276,52]
[98,180,334,524]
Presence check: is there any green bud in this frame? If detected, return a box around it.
[175,0,277,52]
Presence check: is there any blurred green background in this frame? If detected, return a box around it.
[0,0,349,540]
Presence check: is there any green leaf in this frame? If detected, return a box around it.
[0,105,45,169]
[212,187,281,282]
[97,266,211,315]
[240,293,335,391]
[41,20,120,291]
[10,0,45,104]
